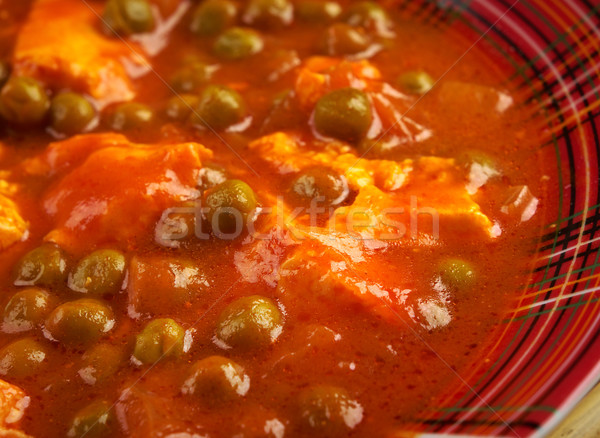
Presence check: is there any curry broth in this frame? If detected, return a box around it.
[0,1,551,437]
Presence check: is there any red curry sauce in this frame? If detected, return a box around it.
[0,1,550,437]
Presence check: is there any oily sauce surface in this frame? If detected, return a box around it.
[0,1,552,437]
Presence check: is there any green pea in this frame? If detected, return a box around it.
[0,338,48,378]
[243,0,293,28]
[342,1,392,36]
[314,88,372,143]
[297,1,341,23]
[68,249,126,295]
[190,0,238,36]
[14,243,68,287]
[0,76,49,126]
[79,343,123,385]
[216,295,282,350]
[133,318,186,365]
[398,71,434,95]
[45,299,115,346]
[198,163,228,191]
[3,288,53,333]
[437,259,476,293]
[165,94,200,121]
[289,167,349,207]
[49,92,96,135]
[67,400,114,438]
[182,356,250,405]
[107,102,154,131]
[170,61,214,93]
[192,85,246,131]
[103,0,155,35]
[318,23,370,56]
[0,61,10,89]
[213,27,264,60]
[297,385,364,435]
[203,180,257,236]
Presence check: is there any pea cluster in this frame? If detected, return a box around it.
[0,237,476,435]
[0,0,437,148]
[0,240,288,435]
[0,69,97,135]
[160,163,351,244]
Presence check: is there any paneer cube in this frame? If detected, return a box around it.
[39,134,212,253]
[13,0,148,105]
[127,256,210,318]
[277,239,453,330]
[248,132,411,191]
[0,380,29,429]
[0,193,28,251]
[248,132,494,240]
